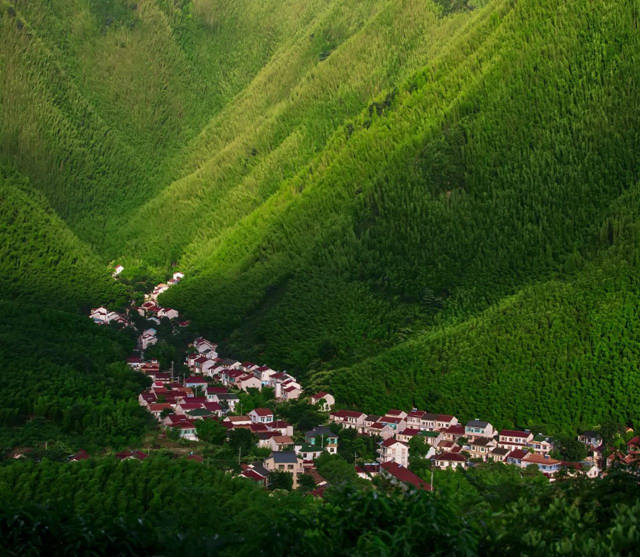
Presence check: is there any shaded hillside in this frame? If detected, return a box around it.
[0,167,126,310]
[0,0,328,249]
[2,0,640,432]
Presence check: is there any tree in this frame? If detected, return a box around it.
[552,436,588,462]
[409,435,431,476]
[316,453,358,485]
[195,419,227,445]
[297,473,316,493]
[276,400,323,432]
[269,471,293,491]
[228,429,255,457]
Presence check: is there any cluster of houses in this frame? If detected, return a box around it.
[186,337,304,401]
[130,353,348,490]
[92,268,617,492]
[90,272,187,351]
[89,306,129,326]
[330,409,601,480]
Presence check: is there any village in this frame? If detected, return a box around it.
[85,267,640,493]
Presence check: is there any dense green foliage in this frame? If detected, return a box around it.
[0,169,127,310]
[0,301,151,450]
[2,458,640,555]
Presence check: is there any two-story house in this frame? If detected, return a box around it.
[378,438,409,468]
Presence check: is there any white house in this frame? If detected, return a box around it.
[465,419,496,439]
[330,410,366,433]
[236,373,262,392]
[420,413,458,431]
[184,376,208,391]
[498,429,534,450]
[249,408,274,424]
[378,438,409,468]
[433,452,468,470]
[139,328,158,350]
[157,308,179,320]
[310,392,335,411]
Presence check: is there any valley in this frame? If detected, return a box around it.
[2,0,640,553]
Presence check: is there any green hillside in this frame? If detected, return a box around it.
[0,167,126,310]
[2,0,640,434]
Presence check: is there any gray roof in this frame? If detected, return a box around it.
[270,451,299,464]
[466,420,489,428]
[216,393,239,400]
[250,463,270,477]
[305,425,333,439]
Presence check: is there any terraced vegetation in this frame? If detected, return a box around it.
[2,0,640,436]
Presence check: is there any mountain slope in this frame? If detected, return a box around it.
[0,166,127,310]
[2,0,640,433]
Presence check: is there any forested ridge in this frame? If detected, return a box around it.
[2,0,640,456]
[2,0,640,432]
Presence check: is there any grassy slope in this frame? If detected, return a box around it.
[0,169,148,450]
[117,0,455,265]
[317,184,640,433]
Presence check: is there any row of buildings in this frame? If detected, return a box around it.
[330,408,600,479]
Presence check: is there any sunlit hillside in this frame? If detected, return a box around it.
[2,0,640,433]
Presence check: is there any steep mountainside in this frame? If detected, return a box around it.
[2,0,640,433]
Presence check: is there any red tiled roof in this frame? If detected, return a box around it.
[441,425,465,435]
[386,409,404,416]
[331,410,365,419]
[207,386,228,394]
[399,428,421,437]
[424,414,456,423]
[179,403,204,412]
[186,455,203,462]
[381,437,406,447]
[506,449,529,460]
[185,376,207,384]
[434,452,467,462]
[381,461,432,490]
[241,469,267,482]
[408,410,426,419]
[500,429,531,438]
[381,416,402,424]
[70,450,89,461]
[269,420,291,429]
[523,453,561,465]
[116,450,148,460]
[312,391,328,399]
[251,408,274,417]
